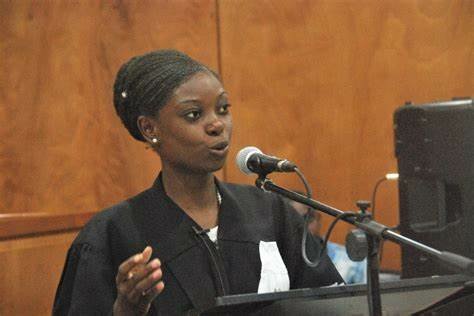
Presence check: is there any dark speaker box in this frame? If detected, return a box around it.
[394,98,474,278]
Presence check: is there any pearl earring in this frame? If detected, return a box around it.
[152,138,159,144]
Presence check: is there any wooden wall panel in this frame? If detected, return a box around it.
[0,0,219,215]
[0,211,94,239]
[0,232,77,315]
[219,0,473,270]
[1,2,473,314]
[0,1,219,314]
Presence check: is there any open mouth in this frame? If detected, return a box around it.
[209,141,229,154]
[211,141,229,150]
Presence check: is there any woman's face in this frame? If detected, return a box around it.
[154,71,232,174]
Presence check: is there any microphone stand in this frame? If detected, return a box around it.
[255,175,474,316]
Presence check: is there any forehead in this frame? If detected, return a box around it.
[172,71,225,102]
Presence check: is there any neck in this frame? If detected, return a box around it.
[161,165,218,212]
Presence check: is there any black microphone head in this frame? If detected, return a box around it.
[236,146,262,175]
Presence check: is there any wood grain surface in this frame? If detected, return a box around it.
[0,1,219,314]
[0,211,95,240]
[0,0,219,215]
[0,1,473,314]
[0,232,77,316]
[219,0,473,270]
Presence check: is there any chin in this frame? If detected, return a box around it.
[202,159,227,174]
[183,161,226,175]
[207,162,226,173]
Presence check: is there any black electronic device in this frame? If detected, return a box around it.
[394,98,474,278]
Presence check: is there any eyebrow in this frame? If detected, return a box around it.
[177,91,228,105]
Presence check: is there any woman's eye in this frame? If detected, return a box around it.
[185,111,201,121]
[217,104,231,114]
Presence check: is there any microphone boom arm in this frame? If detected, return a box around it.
[256,176,474,275]
[256,175,474,316]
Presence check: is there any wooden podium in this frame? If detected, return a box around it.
[201,274,474,315]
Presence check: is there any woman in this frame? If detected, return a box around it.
[53,50,342,315]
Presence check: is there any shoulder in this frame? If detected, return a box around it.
[219,181,282,206]
[72,188,154,247]
[219,181,302,227]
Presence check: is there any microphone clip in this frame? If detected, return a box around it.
[192,226,210,236]
[256,175,272,191]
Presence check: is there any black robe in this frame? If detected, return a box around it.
[53,175,342,315]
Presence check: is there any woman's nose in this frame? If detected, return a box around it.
[205,115,225,136]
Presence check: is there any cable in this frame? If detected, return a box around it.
[370,173,399,264]
[370,177,386,220]
[294,168,321,267]
[295,168,313,199]
[295,167,358,270]
[371,173,399,219]
[192,226,228,296]
[321,212,357,254]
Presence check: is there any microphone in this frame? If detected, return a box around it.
[236,146,297,175]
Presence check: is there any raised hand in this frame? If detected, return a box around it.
[113,246,165,315]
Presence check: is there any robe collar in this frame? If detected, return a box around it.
[128,172,257,312]
[149,173,258,246]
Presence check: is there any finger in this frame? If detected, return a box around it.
[129,267,163,302]
[122,258,161,293]
[141,281,165,305]
[116,246,153,285]
[116,252,144,285]
[134,282,164,316]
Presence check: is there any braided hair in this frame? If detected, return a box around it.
[113,49,218,142]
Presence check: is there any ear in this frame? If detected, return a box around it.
[137,115,160,143]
